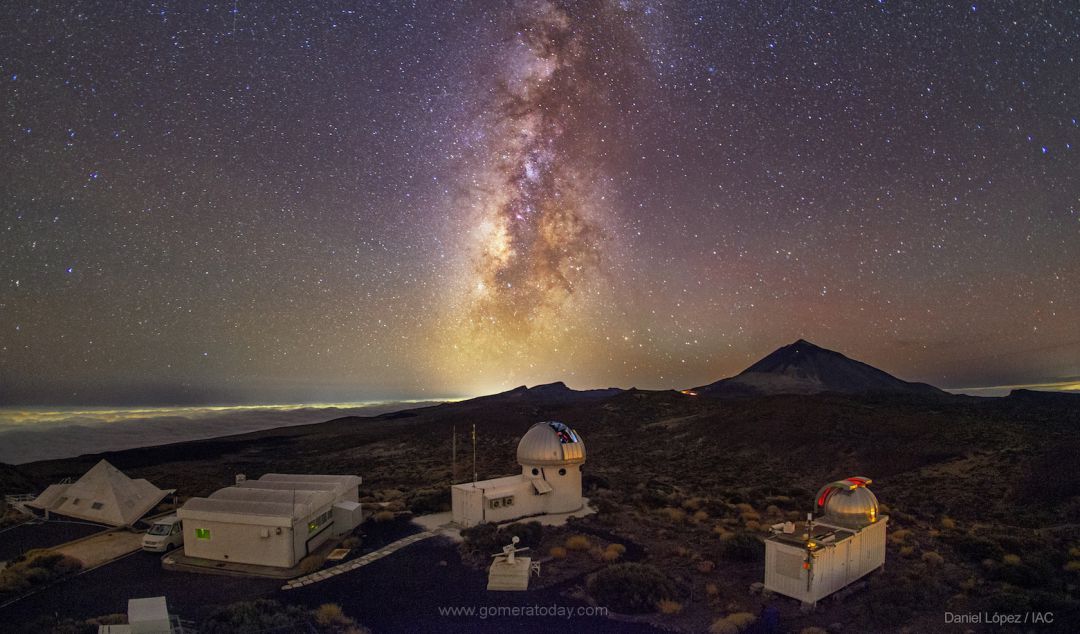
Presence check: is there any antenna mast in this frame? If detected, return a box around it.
[452,425,457,485]
[472,423,477,485]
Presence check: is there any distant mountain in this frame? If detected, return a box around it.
[1007,388,1080,405]
[690,339,945,397]
[474,381,623,403]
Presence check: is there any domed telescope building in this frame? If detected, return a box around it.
[451,421,586,527]
[763,476,888,607]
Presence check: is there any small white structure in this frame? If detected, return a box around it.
[764,476,887,607]
[487,536,531,591]
[99,596,177,634]
[177,473,362,568]
[452,421,585,528]
[28,460,173,527]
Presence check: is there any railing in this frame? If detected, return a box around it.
[171,615,198,633]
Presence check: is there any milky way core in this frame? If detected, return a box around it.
[467,3,609,337]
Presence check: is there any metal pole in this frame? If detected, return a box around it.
[472,423,477,485]
[452,425,457,485]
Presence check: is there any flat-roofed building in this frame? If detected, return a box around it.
[177,473,361,568]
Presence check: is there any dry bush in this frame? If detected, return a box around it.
[657,599,683,614]
[673,545,689,558]
[765,505,781,517]
[314,604,348,627]
[373,510,395,523]
[588,547,606,561]
[601,548,622,562]
[693,510,709,523]
[565,535,591,551]
[606,543,626,556]
[549,546,567,559]
[1064,561,1080,572]
[889,529,910,544]
[682,497,704,511]
[709,612,757,634]
[705,582,719,597]
[922,551,945,566]
[660,507,687,523]
[899,545,915,557]
[744,520,761,532]
[941,517,957,530]
[727,612,756,630]
[696,560,716,573]
[713,524,730,538]
[740,511,761,523]
[1002,553,1021,565]
[734,503,754,514]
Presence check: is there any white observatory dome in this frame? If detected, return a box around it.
[516,421,586,466]
[815,476,879,528]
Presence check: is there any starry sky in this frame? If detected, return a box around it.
[2,0,1078,406]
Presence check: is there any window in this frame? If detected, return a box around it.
[488,495,514,509]
[531,468,539,476]
[308,509,333,534]
[195,528,211,540]
[91,502,104,510]
[71,498,81,506]
[558,468,566,476]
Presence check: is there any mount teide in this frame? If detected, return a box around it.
[690,339,945,397]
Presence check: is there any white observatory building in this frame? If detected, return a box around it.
[764,476,887,607]
[451,421,586,527]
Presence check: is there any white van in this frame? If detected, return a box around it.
[142,515,183,552]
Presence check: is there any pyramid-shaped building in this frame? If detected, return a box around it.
[28,459,173,527]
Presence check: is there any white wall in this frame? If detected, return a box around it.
[182,518,296,568]
[764,518,888,605]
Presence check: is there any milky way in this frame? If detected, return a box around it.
[1,1,1078,405]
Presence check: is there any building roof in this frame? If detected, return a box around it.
[815,476,880,529]
[177,473,360,526]
[516,421,586,466]
[27,459,173,527]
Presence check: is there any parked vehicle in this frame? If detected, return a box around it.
[142,515,183,552]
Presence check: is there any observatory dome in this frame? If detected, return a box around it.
[815,477,879,528]
[516,421,586,466]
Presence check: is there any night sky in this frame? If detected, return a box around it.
[2,1,1078,406]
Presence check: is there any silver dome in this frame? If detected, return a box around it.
[815,477,879,528]
[516,421,586,466]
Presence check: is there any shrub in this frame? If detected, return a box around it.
[201,599,309,633]
[407,489,450,515]
[921,551,944,566]
[693,510,709,523]
[727,612,757,630]
[657,599,683,614]
[0,549,83,599]
[705,582,719,597]
[718,533,763,562]
[566,535,591,551]
[1003,553,1021,565]
[940,517,957,530]
[696,560,715,573]
[587,563,678,614]
[709,612,757,634]
[313,603,347,627]
[373,510,395,523]
[941,533,1002,563]
[549,546,567,559]
[660,507,686,523]
[1064,561,1080,572]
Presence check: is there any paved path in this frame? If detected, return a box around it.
[282,530,436,590]
[55,530,144,568]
